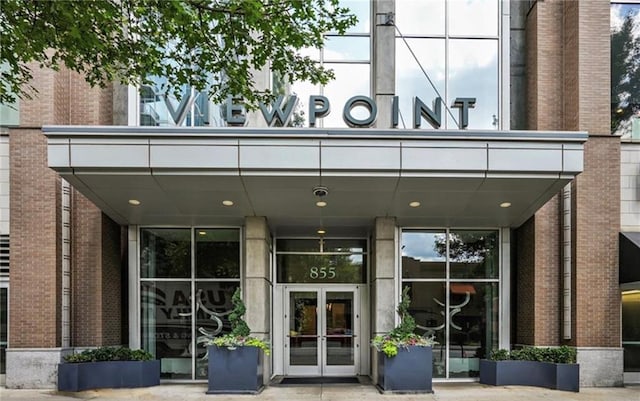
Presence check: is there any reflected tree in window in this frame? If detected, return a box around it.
[612,7,640,136]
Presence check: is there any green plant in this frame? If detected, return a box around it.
[207,288,270,355]
[489,346,576,364]
[64,347,153,363]
[371,286,437,358]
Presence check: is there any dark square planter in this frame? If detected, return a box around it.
[207,345,264,394]
[377,346,433,393]
[57,360,160,392]
[479,359,579,392]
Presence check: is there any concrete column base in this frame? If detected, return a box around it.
[577,347,624,387]
[6,348,72,389]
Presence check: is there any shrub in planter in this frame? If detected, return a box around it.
[480,346,579,392]
[58,347,159,391]
[205,288,270,394]
[371,287,437,393]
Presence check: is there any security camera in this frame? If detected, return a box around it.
[312,186,329,197]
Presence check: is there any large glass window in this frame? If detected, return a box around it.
[284,0,371,128]
[402,229,499,378]
[140,227,240,380]
[395,0,500,130]
[611,2,640,138]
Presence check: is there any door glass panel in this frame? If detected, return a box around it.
[448,282,499,378]
[289,292,318,366]
[622,289,640,372]
[325,291,354,366]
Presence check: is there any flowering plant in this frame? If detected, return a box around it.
[371,286,437,357]
[207,288,270,355]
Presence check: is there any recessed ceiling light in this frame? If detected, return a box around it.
[222,200,234,206]
[409,201,421,208]
[500,202,512,208]
[198,231,207,236]
[316,200,327,207]
[317,228,326,235]
[128,199,141,206]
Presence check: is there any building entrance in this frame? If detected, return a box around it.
[284,285,360,377]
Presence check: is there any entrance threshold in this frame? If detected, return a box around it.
[272,376,366,386]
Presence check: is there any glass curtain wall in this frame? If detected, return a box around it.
[401,229,499,378]
[140,228,240,380]
[395,0,500,129]
[283,0,371,128]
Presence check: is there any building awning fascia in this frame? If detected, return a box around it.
[43,126,587,233]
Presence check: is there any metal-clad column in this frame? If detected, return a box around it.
[61,179,72,347]
[562,183,572,340]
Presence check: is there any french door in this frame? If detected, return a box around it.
[284,285,359,376]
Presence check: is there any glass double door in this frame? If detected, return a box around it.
[285,286,359,376]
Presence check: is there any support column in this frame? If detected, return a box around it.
[373,0,395,129]
[244,216,272,383]
[371,217,397,383]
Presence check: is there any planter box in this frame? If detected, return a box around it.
[57,360,160,392]
[207,345,263,394]
[479,359,579,392]
[376,346,433,393]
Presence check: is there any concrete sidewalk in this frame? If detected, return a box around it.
[1,383,638,401]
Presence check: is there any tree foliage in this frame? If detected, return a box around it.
[612,10,640,135]
[0,0,357,106]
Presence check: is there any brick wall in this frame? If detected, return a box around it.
[10,65,123,349]
[519,0,619,348]
[9,130,61,347]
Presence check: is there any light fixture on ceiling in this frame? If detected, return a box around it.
[198,231,207,236]
[409,201,421,208]
[222,200,234,206]
[128,199,141,206]
[313,186,329,237]
[316,200,327,207]
[317,228,326,235]
[500,202,512,208]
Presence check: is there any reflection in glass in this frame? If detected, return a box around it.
[322,63,371,128]
[404,282,447,378]
[448,0,498,37]
[448,39,498,130]
[141,228,191,278]
[324,36,370,62]
[141,281,192,379]
[395,38,445,129]
[611,3,640,138]
[289,292,318,366]
[622,290,640,372]
[448,282,498,378]
[325,292,354,366]
[396,0,445,35]
[339,0,370,33]
[196,229,240,278]
[194,282,239,379]
[402,231,447,279]
[277,239,322,252]
[449,230,499,279]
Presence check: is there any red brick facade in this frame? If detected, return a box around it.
[518,0,619,347]
[9,66,123,348]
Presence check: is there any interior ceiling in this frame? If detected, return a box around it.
[63,171,570,237]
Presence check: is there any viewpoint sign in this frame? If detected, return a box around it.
[224,95,477,129]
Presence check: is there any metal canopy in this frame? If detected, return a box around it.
[45,126,587,236]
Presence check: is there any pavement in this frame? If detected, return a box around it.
[1,383,638,401]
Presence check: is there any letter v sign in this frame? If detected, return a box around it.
[164,91,197,126]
